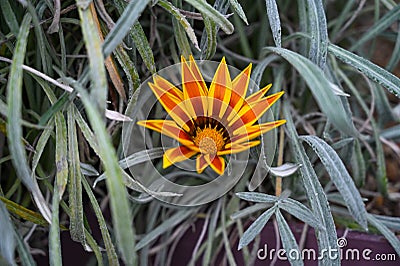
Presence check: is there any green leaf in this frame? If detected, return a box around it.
[328,43,400,98]
[82,177,119,265]
[367,214,400,257]
[55,112,68,199]
[279,198,323,230]
[306,0,328,69]
[49,186,62,266]
[184,0,234,34]
[0,0,19,36]
[135,209,194,250]
[158,0,200,51]
[0,200,16,266]
[283,103,339,265]
[14,227,36,266]
[238,205,276,250]
[300,135,368,230]
[229,0,248,25]
[265,0,281,47]
[6,13,52,224]
[130,22,157,73]
[77,2,107,113]
[350,5,400,51]
[103,0,150,57]
[67,106,85,245]
[275,209,304,266]
[71,80,137,265]
[236,192,278,203]
[265,47,356,136]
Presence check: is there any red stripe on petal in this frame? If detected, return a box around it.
[196,154,208,173]
[163,146,198,169]
[204,155,225,175]
[208,57,232,118]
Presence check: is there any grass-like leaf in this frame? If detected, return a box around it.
[78,2,107,113]
[158,0,200,51]
[135,209,194,250]
[350,5,400,51]
[236,192,278,203]
[367,214,400,257]
[55,112,68,199]
[49,186,62,266]
[283,103,339,266]
[265,0,281,47]
[229,0,248,25]
[72,81,137,265]
[103,0,150,57]
[279,198,323,230]
[67,106,85,245]
[300,135,368,230]
[275,209,304,266]
[0,0,19,37]
[328,43,400,98]
[131,22,157,73]
[82,176,119,265]
[238,205,276,250]
[6,13,52,224]
[184,0,234,34]
[0,200,16,266]
[265,46,356,136]
[306,0,328,69]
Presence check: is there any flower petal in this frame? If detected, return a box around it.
[189,55,208,93]
[230,120,286,144]
[245,84,272,105]
[137,120,196,147]
[204,154,225,175]
[196,154,208,173]
[148,82,192,132]
[219,140,261,155]
[207,57,232,118]
[163,146,198,169]
[229,91,284,132]
[182,56,207,117]
[153,75,183,100]
[226,63,252,121]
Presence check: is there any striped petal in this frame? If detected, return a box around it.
[204,155,225,175]
[148,82,192,132]
[230,120,286,144]
[226,63,252,121]
[229,91,285,132]
[153,75,183,100]
[189,55,208,93]
[163,146,198,169]
[196,154,209,173]
[245,84,272,105]
[207,57,232,118]
[219,140,261,155]
[137,120,197,148]
[182,56,207,117]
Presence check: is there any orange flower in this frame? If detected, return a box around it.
[137,56,285,175]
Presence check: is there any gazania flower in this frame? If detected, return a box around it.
[137,56,285,175]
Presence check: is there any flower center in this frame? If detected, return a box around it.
[193,127,225,155]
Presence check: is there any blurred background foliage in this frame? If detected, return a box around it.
[0,0,400,265]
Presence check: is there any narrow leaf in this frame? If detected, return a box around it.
[275,209,304,266]
[184,0,234,34]
[0,201,16,266]
[328,43,400,98]
[300,135,368,230]
[49,186,62,266]
[351,5,400,51]
[265,47,356,136]
[6,13,52,224]
[279,198,323,230]
[236,192,278,203]
[238,205,276,250]
[283,103,339,265]
[367,214,400,257]
[265,0,281,47]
